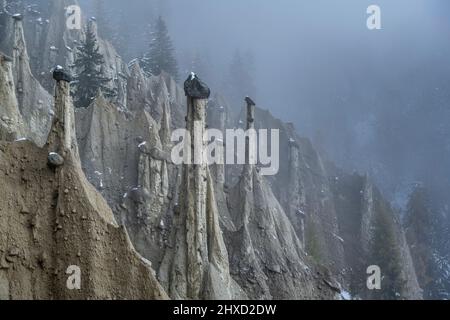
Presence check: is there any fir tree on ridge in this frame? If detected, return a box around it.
[72,25,115,108]
[141,16,179,80]
[371,205,406,299]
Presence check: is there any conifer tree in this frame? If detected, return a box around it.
[73,27,115,108]
[405,186,450,299]
[141,16,179,80]
[371,209,406,299]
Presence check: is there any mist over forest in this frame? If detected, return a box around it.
[78,0,450,211]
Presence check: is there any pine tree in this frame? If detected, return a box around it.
[371,209,406,299]
[73,27,115,108]
[405,186,450,299]
[141,16,179,80]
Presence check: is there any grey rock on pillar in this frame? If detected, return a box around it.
[183,72,210,99]
[160,73,244,299]
[243,96,257,179]
[47,66,79,162]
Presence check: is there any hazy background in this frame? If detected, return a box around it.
[80,0,450,211]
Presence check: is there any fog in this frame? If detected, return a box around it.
[82,0,450,209]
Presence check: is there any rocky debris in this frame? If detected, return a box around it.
[47,152,64,167]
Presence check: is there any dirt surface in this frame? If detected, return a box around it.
[0,141,167,299]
